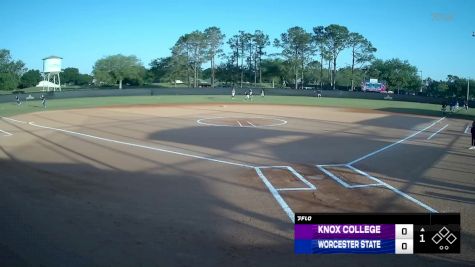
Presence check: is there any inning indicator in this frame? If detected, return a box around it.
[294,213,460,254]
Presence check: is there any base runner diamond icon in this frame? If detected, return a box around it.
[432,233,443,244]
[446,233,457,244]
[439,226,450,237]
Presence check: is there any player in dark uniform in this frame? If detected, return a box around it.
[441,103,447,115]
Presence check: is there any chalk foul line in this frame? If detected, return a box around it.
[348,117,445,165]
[28,120,319,223]
[318,117,446,213]
[427,124,449,140]
[28,121,254,169]
[1,117,27,124]
[346,165,437,213]
[316,164,437,213]
[0,129,13,137]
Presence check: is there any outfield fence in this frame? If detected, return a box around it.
[0,88,473,107]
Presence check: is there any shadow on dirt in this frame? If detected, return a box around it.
[1,156,473,266]
[1,114,473,266]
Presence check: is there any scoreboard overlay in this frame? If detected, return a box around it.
[294,213,460,254]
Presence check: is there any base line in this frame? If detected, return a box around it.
[1,117,27,124]
[28,121,254,169]
[427,124,449,140]
[348,117,445,165]
[237,121,243,127]
[0,129,12,136]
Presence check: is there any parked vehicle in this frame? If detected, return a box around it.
[361,78,387,93]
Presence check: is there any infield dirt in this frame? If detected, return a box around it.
[0,104,473,266]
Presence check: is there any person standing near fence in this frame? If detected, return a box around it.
[41,94,46,108]
[15,95,22,106]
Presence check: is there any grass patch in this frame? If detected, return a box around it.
[0,95,474,120]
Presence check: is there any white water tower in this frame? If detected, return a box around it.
[42,56,62,92]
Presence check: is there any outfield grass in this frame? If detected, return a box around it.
[0,95,474,120]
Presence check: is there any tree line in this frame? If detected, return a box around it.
[147,24,378,91]
[1,24,473,99]
[143,24,473,98]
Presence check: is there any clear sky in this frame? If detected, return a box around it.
[1,0,474,80]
